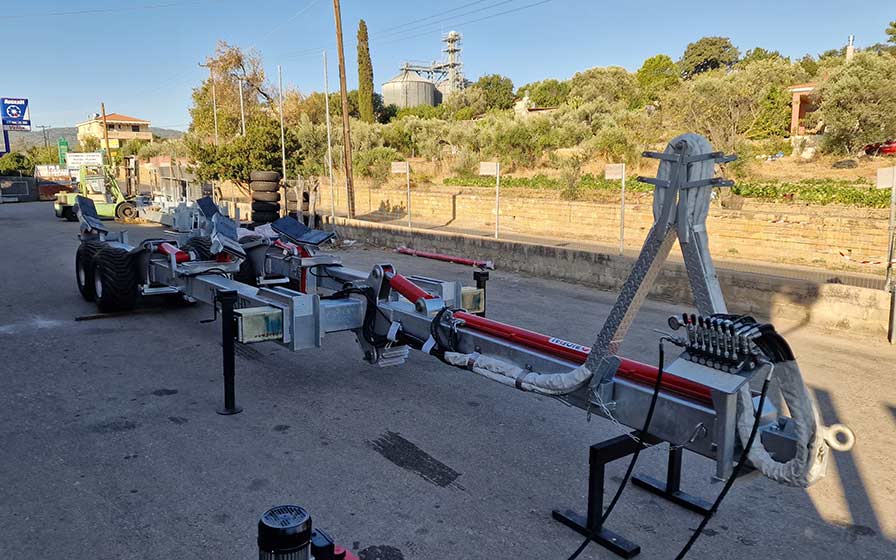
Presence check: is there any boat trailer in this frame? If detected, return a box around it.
[71,134,853,558]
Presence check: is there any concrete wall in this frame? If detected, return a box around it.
[323,216,891,337]
[314,181,889,277]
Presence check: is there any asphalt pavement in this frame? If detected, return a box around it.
[0,201,893,559]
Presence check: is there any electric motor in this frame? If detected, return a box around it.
[258,505,312,560]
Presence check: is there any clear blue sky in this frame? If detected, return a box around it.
[3,0,891,131]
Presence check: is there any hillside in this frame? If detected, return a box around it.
[7,126,183,150]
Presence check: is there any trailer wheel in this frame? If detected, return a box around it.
[62,206,78,222]
[115,201,138,220]
[234,238,258,285]
[250,171,281,183]
[93,247,138,312]
[75,241,107,301]
[182,236,214,260]
[251,191,280,202]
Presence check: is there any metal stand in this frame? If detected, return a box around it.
[216,289,243,415]
[632,446,712,515]
[888,287,895,345]
[552,433,710,558]
[473,269,489,317]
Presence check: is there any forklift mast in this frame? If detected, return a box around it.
[77,164,124,203]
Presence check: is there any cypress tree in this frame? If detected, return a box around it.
[357,19,375,123]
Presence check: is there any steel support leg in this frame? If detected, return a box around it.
[473,269,489,317]
[631,446,712,515]
[216,289,243,415]
[552,433,652,558]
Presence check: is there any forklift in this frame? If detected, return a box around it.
[54,164,137,221]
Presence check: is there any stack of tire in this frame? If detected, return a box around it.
[250,170,282,224]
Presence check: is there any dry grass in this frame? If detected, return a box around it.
[742,155,894,182]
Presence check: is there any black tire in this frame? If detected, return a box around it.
[76,241,107,301]
[284,190,310,202]
[285,200,310,212]
[252,191,280,202]
[62,206,78,222]
[93,247,138,312]
[252,210,278,223]
[182,236,214,260]
[252,201,280,213]
[250,180,280,192]
[234,237,259,285]
[115,201,138,220]
[250,171,281,183]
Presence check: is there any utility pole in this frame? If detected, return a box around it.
[277,65,288,218]
[199,62,220,144]
[323,50,337,222]
[37,125,50,148]
[332,0,355,218]
[238,78,246,136]
[100,103,112,167]
[211,72,220,145]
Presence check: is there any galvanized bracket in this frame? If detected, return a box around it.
[586,134,736,391]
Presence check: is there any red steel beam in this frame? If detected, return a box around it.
[157,242,191,263]
[452,311,712,405]
[386,271,436,303]
[383,274,712,404]
[396,246,494,270]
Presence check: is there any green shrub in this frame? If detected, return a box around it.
[354,147,401,187]
[558,154,587,200]
[732,178,887,207]
[450,148,478,177]
[444,174,884,207]
[444,173,652,194]
[0,152,31,175]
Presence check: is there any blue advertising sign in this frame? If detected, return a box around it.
[1,97,31,131]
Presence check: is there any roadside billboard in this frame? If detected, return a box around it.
[1,98,31,131]
[65,152,104,170]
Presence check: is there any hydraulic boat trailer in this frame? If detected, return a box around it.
[72,134,854,558]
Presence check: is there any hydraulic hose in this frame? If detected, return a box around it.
[673,363,773,559]
[565,339,669,560]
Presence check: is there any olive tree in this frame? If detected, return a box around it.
[679,36,740,79]
[816,52,896,153]
[663,58,805,151]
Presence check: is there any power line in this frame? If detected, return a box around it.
[373,0,556,48]
[256,0,322,43]
[0,1,202,20]
[371,0,516,40]
[373,0,492,35]
[277,0,523,61]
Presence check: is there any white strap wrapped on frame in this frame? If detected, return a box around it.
[443,352,592,395]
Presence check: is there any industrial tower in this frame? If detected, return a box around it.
[399,31,467,97]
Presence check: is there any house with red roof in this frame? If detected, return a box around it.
[76,112,152,154]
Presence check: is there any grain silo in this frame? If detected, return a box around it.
[382,67,436,109]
